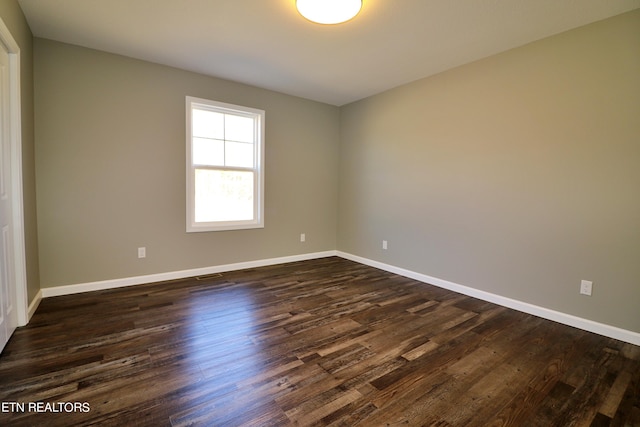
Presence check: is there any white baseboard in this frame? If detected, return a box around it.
[41,251,337,298]
[337,251,640,346]
[26,290,42,323]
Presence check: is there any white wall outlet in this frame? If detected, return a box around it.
[138,247,146,258]
[300,233,306,242]
[382,240,388,250]
[580,280,592,296]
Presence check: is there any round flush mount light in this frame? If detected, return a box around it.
[296,0,362,25]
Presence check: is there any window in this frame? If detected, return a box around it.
[186,96,264,232]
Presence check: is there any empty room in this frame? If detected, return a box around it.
[0,0,639,425]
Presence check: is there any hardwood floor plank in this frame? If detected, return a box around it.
[609,363,640,427]
[0,257,638,426]
[598,366,633,418]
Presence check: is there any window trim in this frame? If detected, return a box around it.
[186,96,265,232]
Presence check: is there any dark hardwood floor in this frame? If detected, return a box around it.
[0,257,638,426]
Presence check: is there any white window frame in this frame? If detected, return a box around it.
[186,96,265,232]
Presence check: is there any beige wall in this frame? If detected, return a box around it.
[338,10,640,332]
[32,10,639,333]
[0,0,40,303]
[34,39,339,287]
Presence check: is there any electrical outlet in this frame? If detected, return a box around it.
[300,233,306,242]
[580,280,592,296]
[138,247,146,259]
[382,240,388,250]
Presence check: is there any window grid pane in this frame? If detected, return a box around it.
[225,114,254,143]
[193,137,224,166]
[192,109,224,139]
[225,140,254,168]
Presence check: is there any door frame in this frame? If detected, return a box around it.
[0,17,28,327]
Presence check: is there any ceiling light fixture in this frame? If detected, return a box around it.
[296,0,362,25]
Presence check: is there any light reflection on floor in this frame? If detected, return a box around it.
[182,284,264,386]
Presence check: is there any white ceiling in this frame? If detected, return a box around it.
[18,0,640,106]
